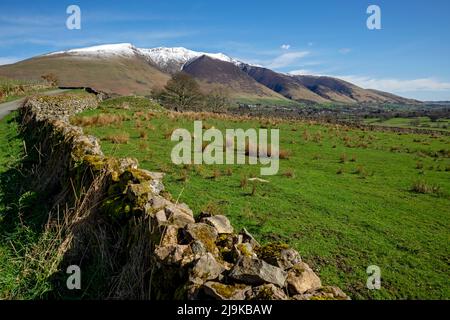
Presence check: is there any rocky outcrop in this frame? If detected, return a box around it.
[18,93,349,300]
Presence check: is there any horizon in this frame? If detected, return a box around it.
[1,0,450,100]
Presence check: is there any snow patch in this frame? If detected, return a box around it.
[46,43,139,57]
[45,43,249,69]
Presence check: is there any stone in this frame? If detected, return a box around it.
[202,282,250,300]
[150,179,164,195]
[292,286,350,300]
[191,240,207,256]
[165,203,195,227]
[154,244,192,265]
[255,243,300,269]
[286,262,322,295]
[118,158,139,171]
[233,243,257,259]
[277,248,302,270]
[160,225,179,246]
[127,182,153,207]
[246,284,288,300]
[177,203,193,216]
[154,209,167,227]
[241,228,260,248]
[184,223,218,254]
[150,195,171,211]
[189,253,225,282]
[229,256,287,287]
[201,215,234,234]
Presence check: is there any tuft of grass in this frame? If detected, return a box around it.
[282,169,295,178]
[138,130,148,139]
[103,133,129,144]
[279,149,292,160]
[240,175,248,189]
[411,180,441,195]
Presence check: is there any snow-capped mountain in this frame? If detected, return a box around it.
[47,43,243,74]
[140,47,243,73]
[47,43,140,58]
[2,42,418,105]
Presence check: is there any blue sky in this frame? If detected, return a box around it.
[1,0,450,100]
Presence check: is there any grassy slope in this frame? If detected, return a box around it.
[75,97,450,300]
[0,55,170,96]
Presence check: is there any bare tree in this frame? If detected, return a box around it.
[160,72,203,111]
[204,86,231,112]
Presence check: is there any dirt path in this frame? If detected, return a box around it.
[0,89,68,120]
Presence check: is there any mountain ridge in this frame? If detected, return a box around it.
[0,43,420,105]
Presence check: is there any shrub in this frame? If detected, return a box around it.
[336,167,344,175]
[103,133,129,144]
[340,154,348,163]
[355,165,368,178]
[139,130,148,139]
[411,180,441,195]
[279,149,292,160]
[282,169,295,178]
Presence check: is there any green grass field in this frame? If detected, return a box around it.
[0,112,55,299]
[364,117,450,132]
[71,97,450,300]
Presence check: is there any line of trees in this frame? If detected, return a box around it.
[155,72,231,112]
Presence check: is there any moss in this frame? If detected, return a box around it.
[310,295,338,301]
[127,181,153,208]
[121,169,153,184]
[252,286,276,300]
[210,283,247,299]
[292,264,306,274]
[236,243,253,257]
[255,242,289,262]
[189,225,217,254]
[83,155,106,171]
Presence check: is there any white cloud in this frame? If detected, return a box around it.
[266,51,310,69]
[337,75,450,92]
[281,44,290,50]
[339,48,351,54]
[0,57,20,65]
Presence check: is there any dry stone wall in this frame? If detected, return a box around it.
[19,93,349,300]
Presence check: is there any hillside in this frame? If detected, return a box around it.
[182,56,290,102]
[240,63,418,105]
[0,45,170,96]
[240,65,330,104]
[293,75,419,105]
